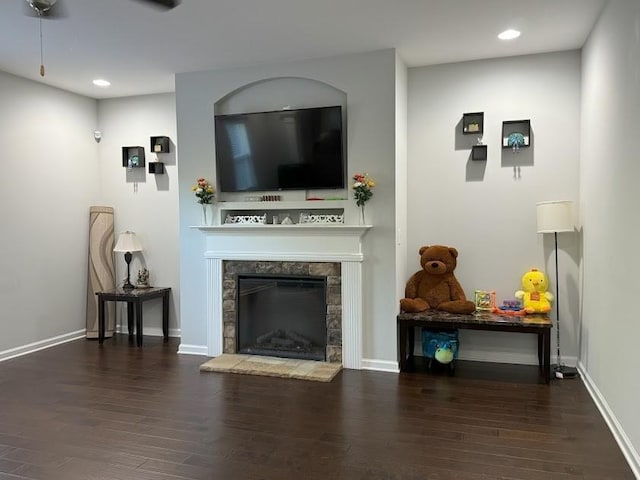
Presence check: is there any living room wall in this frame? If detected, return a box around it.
[408,51,581,364]
[175,49,400,367]
[0,71,99,356]
[580,0,640,473]
[97,93,180,336]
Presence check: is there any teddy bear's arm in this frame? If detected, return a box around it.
[404,272,421,298]
[447,278,467,301]
[544,291,554,302]
[515,290,525,299]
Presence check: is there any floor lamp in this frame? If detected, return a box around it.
[536,201,577,379]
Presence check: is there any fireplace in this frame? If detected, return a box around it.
[195,223,369,369]
[237,274,327,361]
[222,260,342,363]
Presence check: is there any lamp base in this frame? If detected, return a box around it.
[122,281,135,290]
[554,364,578,379]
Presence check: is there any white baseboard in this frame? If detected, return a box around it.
[178,344,209,356]
[0,330,85,363]
[115,324,181,338]
[456,352,578,366]
[361,358,399,373]
[578,362,640,478]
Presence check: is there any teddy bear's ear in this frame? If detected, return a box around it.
[419,246,430,255]
[448,247,458,258]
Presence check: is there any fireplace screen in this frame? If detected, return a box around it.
[236,274,327,361]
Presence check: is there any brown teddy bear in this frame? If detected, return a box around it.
[400,245,476,315]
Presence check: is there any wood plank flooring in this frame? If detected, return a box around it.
[0,334,634,479]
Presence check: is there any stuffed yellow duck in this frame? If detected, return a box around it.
[515,268,553,314]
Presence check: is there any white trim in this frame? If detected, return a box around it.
[0,330,85,363]
[342,261,362,369]
[178,344,209,355]
[578,362,640,478]
[116,325,181,338]
[411,337,578,366]
[193,224,371,237]
[205,251,363,262]
[207,258,224,357]
[362,358,400,373]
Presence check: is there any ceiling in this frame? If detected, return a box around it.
[0,0,605,99]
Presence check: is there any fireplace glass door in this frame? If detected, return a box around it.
[236,274,327,361]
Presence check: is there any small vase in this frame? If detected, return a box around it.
[201,203,214,225]
[359,205,366,225]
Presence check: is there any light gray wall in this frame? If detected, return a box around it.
[408,51,581,364]
[581,0,640,472]
[0,71,99,352]
[97,93,180,336]
[395,53,408,303]
[176,49,399,365]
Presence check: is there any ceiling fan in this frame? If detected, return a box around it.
[24,0,181,77]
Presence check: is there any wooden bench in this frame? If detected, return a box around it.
[397,310,552,384]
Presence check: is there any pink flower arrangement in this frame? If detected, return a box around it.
[352,173,376,207]
[192,177,215,204]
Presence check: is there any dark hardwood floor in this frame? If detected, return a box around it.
[0,334,634,480]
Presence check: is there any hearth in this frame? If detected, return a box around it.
[237,274,327,361]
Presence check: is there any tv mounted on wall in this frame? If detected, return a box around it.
[214,105,345,192]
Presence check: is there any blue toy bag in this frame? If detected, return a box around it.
[421,329,459,367]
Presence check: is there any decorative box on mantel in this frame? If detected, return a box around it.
[191,223,371,369]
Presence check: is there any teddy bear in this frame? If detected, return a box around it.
[515,268,553,314]
[400,245,476,315]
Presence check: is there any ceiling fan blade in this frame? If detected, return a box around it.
[132,0,181,10]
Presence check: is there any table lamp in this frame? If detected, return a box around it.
[113,231,143,290]
[536,200,577,379]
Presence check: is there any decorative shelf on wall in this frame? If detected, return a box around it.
[122,146,145,168]
[148,162,165,174]
[150,136,170,154]
[462,112,484,135]
[472,145,488,161]
[502,120,531,150]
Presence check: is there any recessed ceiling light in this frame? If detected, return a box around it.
[92,79,111,87]
[498,29,521,40]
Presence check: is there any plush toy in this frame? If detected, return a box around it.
[515,268,553,314]
[421,330,458,373]
[400,245,476,315]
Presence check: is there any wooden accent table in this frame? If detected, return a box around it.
[96,287,171,347]
[397,310,552,384]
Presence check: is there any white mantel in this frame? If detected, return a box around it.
[193,224,371,369]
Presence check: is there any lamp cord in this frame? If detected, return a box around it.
[555,231,562,369]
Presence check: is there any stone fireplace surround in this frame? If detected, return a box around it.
[222,260,342,363]
[196,224,370,369]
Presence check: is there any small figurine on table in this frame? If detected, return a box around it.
[136,268,150,288]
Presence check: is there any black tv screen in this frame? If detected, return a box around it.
[214,106,344,192]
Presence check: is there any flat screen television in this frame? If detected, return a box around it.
[214,105,344,192]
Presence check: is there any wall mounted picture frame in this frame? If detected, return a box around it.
[502,120,531,150]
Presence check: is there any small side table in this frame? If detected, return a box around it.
[96,287,171,347]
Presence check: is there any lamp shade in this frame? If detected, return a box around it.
[113,231,143,252]
[536,201,575,233]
